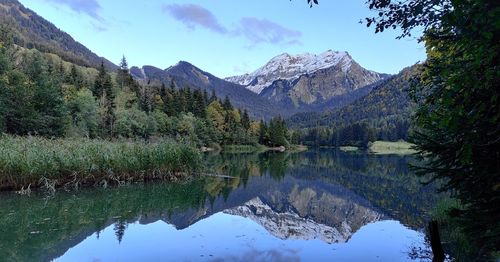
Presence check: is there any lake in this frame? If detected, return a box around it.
[0,149,438,261]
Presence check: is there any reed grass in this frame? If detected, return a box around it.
[0,135,201,191]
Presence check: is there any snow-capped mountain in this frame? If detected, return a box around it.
[224,197,383,244]
[224,197,352,244]
[226,50,355,94]
[226,50,388,112]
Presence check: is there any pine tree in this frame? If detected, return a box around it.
[103,75,116,136]
[259,120,269,145]
[67,64,83,89]
[160,83,167,97]
[29,53,67,137]
[203,90,209,105]
[193,90,206,117]
[268,117,289,147]
[209,90,217,103]
[222,96,233,111]
[93,61,107,97]
[241,109,250,130]
[94,63,115,137]
[116,55,129,89]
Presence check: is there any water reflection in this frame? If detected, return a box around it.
[0,149,437,261]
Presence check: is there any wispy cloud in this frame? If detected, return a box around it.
[238,17,302,47]
[162,4,227,34]
[44,0,102,21]
[232,62,252,74]
[162,4,301,47]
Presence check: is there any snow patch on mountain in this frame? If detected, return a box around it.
[226,50,354,94]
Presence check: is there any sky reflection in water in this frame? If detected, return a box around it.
[1,149,436,262]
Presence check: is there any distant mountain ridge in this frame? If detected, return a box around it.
[0,0,116,70]
[226,50,354,94]
[1,0,417,123]
[131,62,283,119]
[226,50,388,112]
[288,65,421,135]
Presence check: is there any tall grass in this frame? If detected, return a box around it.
[0,135,201,191]
[222,144,267,154]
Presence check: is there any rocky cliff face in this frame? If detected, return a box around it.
[224,186,383,244]
[224,197,351,244]
[226,50,387,111]
[226,50,354,94]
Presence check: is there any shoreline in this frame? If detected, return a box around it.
[0,135,200,192]
[0,135,307,192]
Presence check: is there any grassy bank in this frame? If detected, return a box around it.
[221,144,308,154]
[0,135,201,191]
[221,144,268,154]
[287,144,309,153]
[339,146,359,152]
[368,140,417,155]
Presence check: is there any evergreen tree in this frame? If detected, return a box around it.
[67,64,83,89]
[209,90,217,103]
[366,0,500,257]
[258,120,269,145]
[93,63,115,137]
[28,53,67,136]
[268,117,289,147]
[192,90,206,117]
[222,96,233,111]
[160,83,167,97]
[163,89,175,116]
[203,90,209,105]
[93,61,107,97]
[241,109,250,130]
[102,75,115,136]
[116,55,129,89]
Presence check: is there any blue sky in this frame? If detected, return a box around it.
[19,0,426,77]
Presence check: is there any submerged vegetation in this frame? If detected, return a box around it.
[0,135,200,191]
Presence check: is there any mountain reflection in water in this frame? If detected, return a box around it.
[0,149,438,261]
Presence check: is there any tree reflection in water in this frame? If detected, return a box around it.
[0,149,439,261]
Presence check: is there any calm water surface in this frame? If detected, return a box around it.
[0,149,438,261]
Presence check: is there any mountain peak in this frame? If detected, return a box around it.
[226,50,354,94]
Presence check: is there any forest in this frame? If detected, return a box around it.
[288,65,417,147]
[0,27,289,149]
[0,26,291,190]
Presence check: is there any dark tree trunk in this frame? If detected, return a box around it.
[429,220,445,262]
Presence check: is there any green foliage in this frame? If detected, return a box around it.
[369,0,500,259]
[66,88,98,137]
[289,66,419,147]
[0,2,116,70]
[114,107,151,138]
[0,135,201,190]
[259,117,290,147]
[0,42,67,137]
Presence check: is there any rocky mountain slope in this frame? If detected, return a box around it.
[226,50,387,111]
[227,50,354,94]
[130,62,283,119]
[0,0,116,70]
[224,197,353,244]
[224,191,382,244]
[288,65,421,129]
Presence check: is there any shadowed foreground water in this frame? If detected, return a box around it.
[0,149,438,261]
